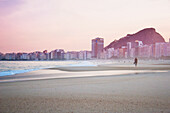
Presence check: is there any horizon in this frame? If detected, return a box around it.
[0,0,170,53]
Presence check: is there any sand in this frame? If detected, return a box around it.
[0,62,170,113]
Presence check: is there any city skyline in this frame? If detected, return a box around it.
[1,37,170,60]
[0,0,170,53]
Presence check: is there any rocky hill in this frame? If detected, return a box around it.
[105,28,165,49]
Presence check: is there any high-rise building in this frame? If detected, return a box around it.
[78,51,92,60]
[155,42,163,58]
[0,52,4,60]
[113,48,119,58]
[92,37,104,58]
[133,40,143,57]
[64,52,71,60]
[138,45,152,58]
[86,51,92,60]
[50,49,65,60]
[106,48,114,59]
[70,51,79,60]
[5,53,16,60]
[78,51,84,60]
[150,44,155,58]
[163,43,170,57]
[118,46,127,58]
[130,48,135,58]
[20,53,29,60]
[127,42,132,58]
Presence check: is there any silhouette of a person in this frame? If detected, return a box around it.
[134,58,138,67]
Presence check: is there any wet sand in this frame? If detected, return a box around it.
[0,62,170,113]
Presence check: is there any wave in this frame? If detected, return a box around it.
[67,61,97,67]
[0,61,96,76]
[0,69,40,77]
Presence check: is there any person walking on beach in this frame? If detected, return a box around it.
[134,57,138,67]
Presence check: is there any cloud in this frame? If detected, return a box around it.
[0,0,24,16]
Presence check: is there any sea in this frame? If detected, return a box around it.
[0,60,98,77]
[1,59,167,77]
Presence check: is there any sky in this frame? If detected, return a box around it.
[0,0,170,53]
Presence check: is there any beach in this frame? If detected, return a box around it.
[0,61,170,113]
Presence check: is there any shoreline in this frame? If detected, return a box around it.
[1,59,170,77]
[0,61,170,83]
[0,64,169,83]
[0,70,168,83]
[54,65,170,72]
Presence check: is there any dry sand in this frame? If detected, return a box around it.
[0,62,170,113]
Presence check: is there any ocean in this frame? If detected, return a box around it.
[1,59,165,77]
[0,61,73,76]
[0,60,99,76]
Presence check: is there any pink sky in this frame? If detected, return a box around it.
[0,0,170,53]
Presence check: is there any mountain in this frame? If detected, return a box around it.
[105,28,165,49]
